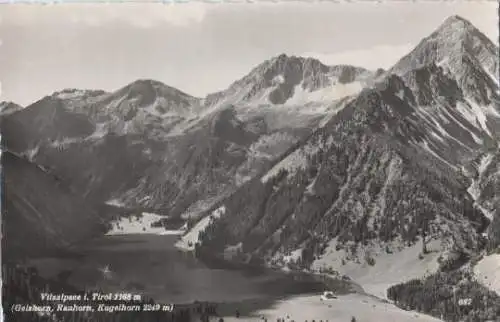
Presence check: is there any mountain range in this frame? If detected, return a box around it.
[1,14,499,308]
[1,50,373,218]
[194,15,500,266]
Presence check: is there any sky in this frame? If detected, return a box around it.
[0,1,498,106]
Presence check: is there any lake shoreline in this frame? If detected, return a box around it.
[191,243,363,295]
[19,229,445,322]
[106,212,362,297]
[25,233,337,309]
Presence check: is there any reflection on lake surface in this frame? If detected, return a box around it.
[28,234,326,304]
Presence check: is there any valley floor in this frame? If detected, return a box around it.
[310,240,441,300]
[105,212,446,321]
[219,293,443,322]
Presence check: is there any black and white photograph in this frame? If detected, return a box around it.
[1,1,499,321]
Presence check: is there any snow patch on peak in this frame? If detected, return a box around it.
[272,74,285,85]
[53,88,106,100]
[285,81,363,106]
[54,90,89,100]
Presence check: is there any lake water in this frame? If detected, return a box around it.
[28,234,327,305]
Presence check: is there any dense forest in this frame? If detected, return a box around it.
[196,119,489,269]
[387,267,500,322]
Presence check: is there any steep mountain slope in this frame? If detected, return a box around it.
[193,16,499,296]
[1,85,198,213]
[2,96,97,153]
[198,73,491,263]
[113,105,305,216]
[2,151,108,259]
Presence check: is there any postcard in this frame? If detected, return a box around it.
[1,1,499,321]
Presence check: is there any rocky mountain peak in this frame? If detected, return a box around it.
[436,15,496,57]
[116,79,198,106]
[82,78,203,127]
[118,79,162,106]
[205,54,371,107]
[390,15,498,81]
[0,101,23,116]
[438,14,474,32]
